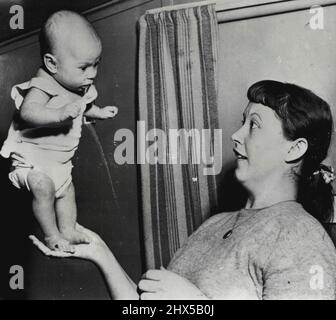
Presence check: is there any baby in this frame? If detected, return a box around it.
[0,10,118,252]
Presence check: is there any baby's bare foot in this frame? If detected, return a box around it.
[45,235,75,253]
[61,228,91,245]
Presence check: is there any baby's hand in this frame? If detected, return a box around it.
[59,102,85,121]
[100,106,118,119]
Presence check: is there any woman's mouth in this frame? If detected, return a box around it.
[233,149,248,160]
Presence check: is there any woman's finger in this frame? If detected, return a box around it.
[29,235,51,254]
[28,235,74,258]
[138,279,161,292]
[140,292,155,300]
[46,250,75,258]
[143,269,164,280]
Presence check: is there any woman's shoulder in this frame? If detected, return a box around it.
[207,211,238,222]
[194,211,238,233]
[251,202,336,290]
[259,201,336,256]
[258,201,320,228]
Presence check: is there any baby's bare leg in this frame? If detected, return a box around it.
[27,170,74,252]
[55,183,91,244]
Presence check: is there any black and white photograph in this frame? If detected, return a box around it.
[0,0,336,304]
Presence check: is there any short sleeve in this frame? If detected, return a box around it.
[262,220,336,300]
[11,76,57,110]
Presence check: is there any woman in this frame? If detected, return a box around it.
[30,80,336,299]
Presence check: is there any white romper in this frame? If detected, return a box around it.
[0,68,95,198]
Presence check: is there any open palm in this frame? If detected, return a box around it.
[29,224,108,263]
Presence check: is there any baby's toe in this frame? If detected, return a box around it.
[45,236,73,252]
[45,236,59,250]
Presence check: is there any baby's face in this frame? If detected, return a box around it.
[53,33,102,94]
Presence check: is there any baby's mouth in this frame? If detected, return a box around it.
[233,149,248,160]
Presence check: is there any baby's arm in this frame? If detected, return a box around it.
[20,88,84,127]
[84,104,118,120]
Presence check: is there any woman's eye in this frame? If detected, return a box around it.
[250,121,258,129]
[80,66,87,71]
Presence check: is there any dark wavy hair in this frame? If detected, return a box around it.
[247,80,334,223]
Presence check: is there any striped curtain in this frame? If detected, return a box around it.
[138,3,220,269]
[329,131,336,192]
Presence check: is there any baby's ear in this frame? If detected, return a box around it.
[43,53,57,74]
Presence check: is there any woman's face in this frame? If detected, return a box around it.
[231,103,291,189]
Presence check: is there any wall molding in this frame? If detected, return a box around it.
[145,0,336,22]
[216,0,336,23]
[147,0,284,13]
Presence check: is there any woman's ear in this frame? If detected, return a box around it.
[43,53,57,74]
[285,138,308,162]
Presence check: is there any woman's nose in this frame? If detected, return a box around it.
[231,130,239,142]
[231,126,244,145]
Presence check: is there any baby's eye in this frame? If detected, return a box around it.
[80,66,87,71]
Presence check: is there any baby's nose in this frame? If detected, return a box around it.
[87,67,97,80]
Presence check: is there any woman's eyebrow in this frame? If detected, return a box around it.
[250,112,262,121]
[243,103,253,119]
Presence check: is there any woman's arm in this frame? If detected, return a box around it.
[96,244,139,299]
[30,224,209,300]
[29,224,139,300]
[261,221,336,300]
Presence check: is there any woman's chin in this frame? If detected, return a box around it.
[234,161,249,180]
[234,168,246,183]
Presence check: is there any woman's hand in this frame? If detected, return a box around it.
[138,267,209,300]
[29,224,110,264]
[30,224,140,299]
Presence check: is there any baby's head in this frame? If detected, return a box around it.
[39,10,102,93]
